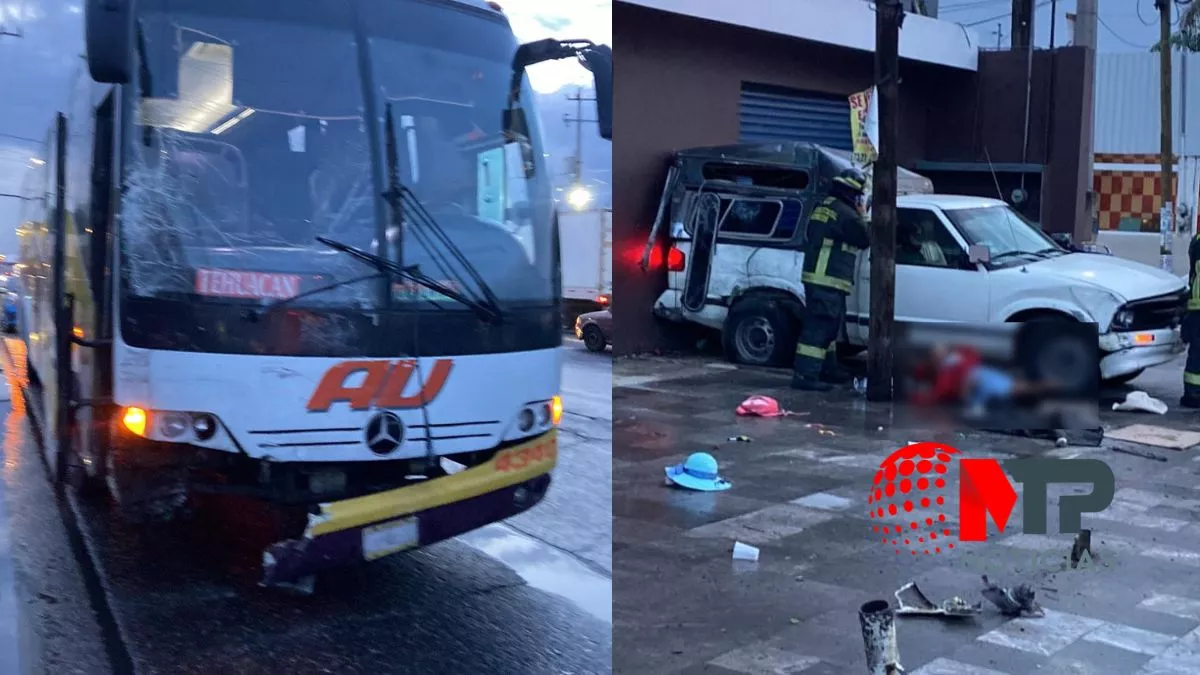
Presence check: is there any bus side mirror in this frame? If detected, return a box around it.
[85,0,134,84]
[578,45,612,141]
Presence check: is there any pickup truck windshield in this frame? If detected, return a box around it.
[944,205,1064,265]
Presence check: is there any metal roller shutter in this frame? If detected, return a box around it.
[739,83,853,150]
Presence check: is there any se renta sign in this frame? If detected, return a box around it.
[867,442,1115,556]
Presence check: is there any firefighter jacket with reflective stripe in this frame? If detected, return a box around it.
[1190,233,1200,312]
[801,196,871,294]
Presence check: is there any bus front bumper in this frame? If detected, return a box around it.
[261,430,557,588]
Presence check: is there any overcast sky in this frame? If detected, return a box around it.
[0,0,610,261]
[945,0,1175,52]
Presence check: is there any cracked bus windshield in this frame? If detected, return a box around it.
[364,0,553,308]
[121,0,557,357]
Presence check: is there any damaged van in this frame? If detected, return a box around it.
[643,142,1186,387]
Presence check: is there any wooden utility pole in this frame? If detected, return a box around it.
[1011,0,1033,50]
[564,88,597,184]
[867,0,903,403]
[1158,0,1175,236]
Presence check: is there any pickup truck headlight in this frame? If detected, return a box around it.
[1111,309,1135,330]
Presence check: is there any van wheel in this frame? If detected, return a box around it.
[722,298,797,367]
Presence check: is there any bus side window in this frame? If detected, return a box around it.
[89,93,116,304]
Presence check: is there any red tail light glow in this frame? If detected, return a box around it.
[666,247,686,272]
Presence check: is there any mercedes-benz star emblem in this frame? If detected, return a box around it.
[364,411,404,455]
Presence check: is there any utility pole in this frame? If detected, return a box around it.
[1156,0,1176,239]
[867,0,903,403]
[993,23,1005,50]
[1011,0,1033,49]
[563,88,597,184]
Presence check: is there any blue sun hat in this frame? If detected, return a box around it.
[665,452,732,492]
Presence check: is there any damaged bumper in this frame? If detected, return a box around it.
[1099,327,1183,380]
[261,430,558,588]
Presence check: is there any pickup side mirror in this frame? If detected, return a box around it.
[967,244,990,265]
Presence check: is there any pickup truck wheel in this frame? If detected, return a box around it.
[722,298,797,367]
[1019,318,1097,393]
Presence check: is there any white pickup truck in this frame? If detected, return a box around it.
[654,194,1186,385]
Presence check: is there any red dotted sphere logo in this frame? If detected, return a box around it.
[868,442,957,556]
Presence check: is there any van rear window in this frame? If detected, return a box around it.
[701,163,809,190]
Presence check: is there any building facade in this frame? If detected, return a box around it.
[614,0,1096,354]
[1092,52,1198,236]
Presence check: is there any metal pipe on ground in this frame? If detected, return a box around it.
[858,599,904,674]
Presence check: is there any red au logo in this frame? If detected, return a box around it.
[306,359,454,412]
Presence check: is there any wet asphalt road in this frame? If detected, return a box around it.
[0,342,612,675]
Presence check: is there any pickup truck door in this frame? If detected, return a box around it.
[852,206,991,335]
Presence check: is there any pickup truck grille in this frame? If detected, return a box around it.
[1119,290,1187,331]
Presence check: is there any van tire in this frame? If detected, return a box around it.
[722,297,798,367]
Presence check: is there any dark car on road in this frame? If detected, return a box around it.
[575,307,612,352]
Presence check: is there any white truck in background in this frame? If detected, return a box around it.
[559,208,612,325]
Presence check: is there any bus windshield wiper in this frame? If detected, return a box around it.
[314,236,501,324]
[380,102,505,322]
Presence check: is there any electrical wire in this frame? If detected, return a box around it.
[1098,15,1155,49]
[1138,0,1159,25]
[939,0,1009,14]
[963,0,1053,28]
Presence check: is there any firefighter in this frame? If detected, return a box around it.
[1183,229,1200,407]
[791,168,871,391]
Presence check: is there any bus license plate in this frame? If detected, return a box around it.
[362,517,419,561]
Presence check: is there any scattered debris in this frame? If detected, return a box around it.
[980,575,1044,617]
[727,435,753,443]
[1070,529,1100,569]
[665,452,732,491]
[1106,424,1200,450]
[732,541,760,561]
[893,581,981,618]
[858,600,904,675]
[789,617,800,625]
[806,423,837,437]
[1112,391,1168,415]
[736,395,805,417]
[1111,445,1168,462]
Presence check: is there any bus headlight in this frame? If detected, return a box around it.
[517,408,536,432]
[193,413,217,441]
[159,412,190,439]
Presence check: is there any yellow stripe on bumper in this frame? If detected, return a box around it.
[306,429,558,538]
